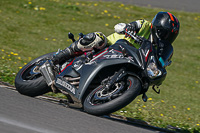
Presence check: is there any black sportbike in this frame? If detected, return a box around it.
[15,32,173,115]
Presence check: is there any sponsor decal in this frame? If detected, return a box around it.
[103,54,134,62]
[103,55,124,59]
[56,78,75,94]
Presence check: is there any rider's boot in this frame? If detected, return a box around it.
[51,32,107,65]
[51,41,83,65]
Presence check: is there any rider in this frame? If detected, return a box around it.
[52,12,180,67]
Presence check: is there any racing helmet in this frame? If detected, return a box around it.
[151,12,180,44]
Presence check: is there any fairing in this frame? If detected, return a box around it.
[55,40,144,100]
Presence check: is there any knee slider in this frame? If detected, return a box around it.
[80,33,96,46]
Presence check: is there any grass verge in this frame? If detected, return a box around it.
[0,0,199,132]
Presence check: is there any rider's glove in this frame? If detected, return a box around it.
[114,23,127,34]
[125,21,142,37]
[125,24,136,37]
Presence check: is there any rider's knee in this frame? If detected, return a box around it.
[76,32,107,52]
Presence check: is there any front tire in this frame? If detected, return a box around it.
[83,76,141,116]
[15,53,55,97]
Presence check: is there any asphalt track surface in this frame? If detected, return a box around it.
[92,0,200,13]
[0,87,167,133]
[1,1,198,133]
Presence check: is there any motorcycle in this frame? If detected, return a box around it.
[15,31,173,116]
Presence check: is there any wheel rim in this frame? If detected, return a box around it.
[21,64,41,81]
[21,59,46,81]
[89,79,131,106]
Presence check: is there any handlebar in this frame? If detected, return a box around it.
[124,30,145,45]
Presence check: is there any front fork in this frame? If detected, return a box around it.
[102,68,127,89]
[107,68,150,103]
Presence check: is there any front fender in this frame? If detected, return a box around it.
[126,71,143,85]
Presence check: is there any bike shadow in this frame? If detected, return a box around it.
[102,114,198,133]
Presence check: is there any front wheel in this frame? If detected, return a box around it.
[83,76,142,116]
[15,53,55,97]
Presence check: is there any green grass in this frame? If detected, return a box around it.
[0,0,200,132]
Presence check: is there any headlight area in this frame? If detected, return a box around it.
[146,56,162,79]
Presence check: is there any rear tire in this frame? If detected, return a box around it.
[15,53,55,97]
[83,76,141,116]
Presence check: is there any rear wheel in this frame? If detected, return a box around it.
[83,76,141,116]
[15,53,55,97]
